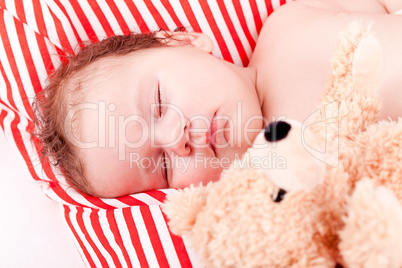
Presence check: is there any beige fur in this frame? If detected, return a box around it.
[162,23,402,268]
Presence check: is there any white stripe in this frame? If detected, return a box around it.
[22,22,47,97]
[41,0,62,48]
[270,0,281,11]
[0,106,16,146]
[135,1,159,32]
[114,1,140,32]
[256,0,268,23]
[24,29,48,91]
[98,209,128,268]
[187,0,223,59]
[159,188,179,195]
[44,37,62,71]
[64,206,92,268]
[44,0,79,50]
[132,207,159,267]
[68,206,101,268]
[82,208,116,266]
[152,0,177,30]
[0,66,9,107]
[98,198,134,208]
[127,192,164,206]
[207,0,243,65]
[239,0,259,42]
[97,0,125,35]
[75,0,107,39]
[23,0,40,35]
[114,209,141,267]
[169,1,192,31]
[0,72,6,101]
[59,1,90,44]
[149,206,181,267]
[182,235,204,267]
[225,0,254,64]
[2,15,31,119]
[4,0,17,21]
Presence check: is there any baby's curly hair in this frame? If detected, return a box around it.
[33,31,172,195]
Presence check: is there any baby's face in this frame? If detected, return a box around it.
[67,45,262,198]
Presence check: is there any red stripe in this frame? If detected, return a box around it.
[29,129,64,184]
[106,210,133,267]
[144,1,168,30]
[216,1,249,66]
[87,0,115,37]
[84,195,117,210]
[14,0,26,22]
[160,0,183,29]
[35,33,54,77]
[9,113,42,181]
[117,195,148,206]
[179,0,201,32]
[123,0,149,32]
[232,0,257,51]
[76,207,109,267]
[250,0,263,34]
[0,108,7,131]
[63,205,96,268]
[14,19,43,93]
[105,0,131,35]
[0,10,34,119]
[90,209,123,268]
[33,0,48,37]
[265,0,274,16]
[161,210,192,267]
[0,62,17,110]
[69,0,99,42]
[53,1,84,46]
[49,181,89,207]
[198,0,234,63]
[146,190,167,203]
[280,0,288,6]
[48,9,74,53]
[140,206,169,267]
[122,207,149,267]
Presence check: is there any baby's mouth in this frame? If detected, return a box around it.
[208,112,218,156]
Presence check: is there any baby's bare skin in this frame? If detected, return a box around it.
[251,0,402,122]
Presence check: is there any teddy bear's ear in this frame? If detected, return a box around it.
[162,184,211,236]
[352,32,381,96]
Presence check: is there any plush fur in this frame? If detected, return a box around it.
[162,23,402,268]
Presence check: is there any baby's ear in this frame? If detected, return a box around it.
[154,30,213,52]
[162,184,211,236]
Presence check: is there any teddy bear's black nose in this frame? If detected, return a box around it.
[264,121,291,142]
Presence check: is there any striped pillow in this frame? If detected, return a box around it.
[0,0,291,267]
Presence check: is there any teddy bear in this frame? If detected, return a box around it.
[162,22,402,268]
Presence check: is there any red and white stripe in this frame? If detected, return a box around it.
[0,0,292,266]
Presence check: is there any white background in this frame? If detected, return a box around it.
[0,130,84,268]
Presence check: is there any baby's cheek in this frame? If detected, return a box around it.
[170,156,223,188]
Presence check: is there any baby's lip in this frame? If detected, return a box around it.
[208,112,217,156]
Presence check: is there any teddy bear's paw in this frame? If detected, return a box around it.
[162,184,211,236]
[339,178,402,268]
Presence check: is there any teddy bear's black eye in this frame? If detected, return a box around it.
[272,189,287,203]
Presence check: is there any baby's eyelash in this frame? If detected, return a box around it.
[161,151,168,182]
[157,84,163,117]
